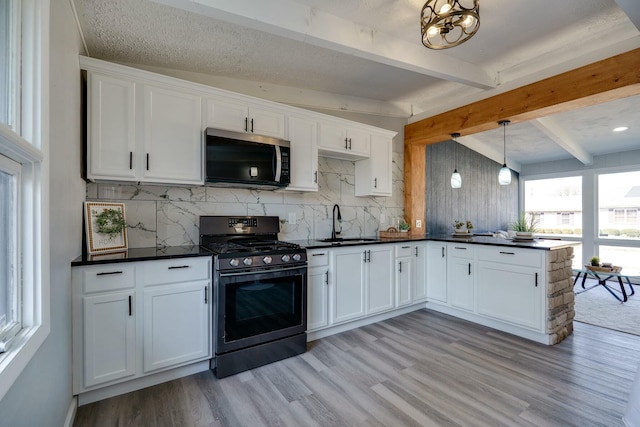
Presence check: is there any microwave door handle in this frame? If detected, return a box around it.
[274,145,282,182]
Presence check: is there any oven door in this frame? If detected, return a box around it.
[215,265,307,354]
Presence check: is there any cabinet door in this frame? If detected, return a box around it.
[367,246,395,314]
[142,85,203,184]
[87,72,137,180]
[83,291,135,388]
[346,127,371,157]
[477,264,542,330]
[204,96,249,133]
[286,115,319,191]
[249,106,286,138]
[413,244,428,302]
[426,243,447,302]
[332,249,366,323]
[307,267,329,331]
[355,134,392,196]
[448,258,475,311]
[318,121,347,151]
[395,256,413,307]
[143,281,210,373]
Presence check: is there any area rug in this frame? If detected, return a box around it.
[574,277,640,336]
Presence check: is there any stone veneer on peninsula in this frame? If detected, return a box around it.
[546,247,575,344]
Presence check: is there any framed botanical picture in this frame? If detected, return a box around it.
[84,202,128,254]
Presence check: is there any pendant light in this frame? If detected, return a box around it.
[421,0,480,50]
[498,120,511,185]
[450,132,462,188]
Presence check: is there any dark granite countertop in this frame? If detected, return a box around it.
[71,245,212,266]
[291,234,579,251]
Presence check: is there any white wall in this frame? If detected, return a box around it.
[0,2,84,425]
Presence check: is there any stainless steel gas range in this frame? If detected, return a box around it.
[200,215,307,378]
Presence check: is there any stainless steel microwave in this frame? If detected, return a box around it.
[204,128,290,189]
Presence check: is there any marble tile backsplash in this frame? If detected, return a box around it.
[86,153,405,247]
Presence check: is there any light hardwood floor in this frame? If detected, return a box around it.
[73,309,640,427]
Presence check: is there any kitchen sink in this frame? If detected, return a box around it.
[317,237,378,244]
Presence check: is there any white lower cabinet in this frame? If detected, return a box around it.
[448,244,475,312]
[73,257,212,398]
[307,250,330,331]
[332,249,367,323]
[395,255,413,307]
[412,243,428,302]
[426,242,448,303]
[83,290,136,388]
[477,263,543,330]
[143,282,209,373]
[367,246,395,314]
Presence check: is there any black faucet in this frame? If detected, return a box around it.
[331,204,342,240]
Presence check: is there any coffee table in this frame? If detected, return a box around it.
[573,267,638,302]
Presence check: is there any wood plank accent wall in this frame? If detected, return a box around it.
[403,48,640,232]
[426,141,518,235]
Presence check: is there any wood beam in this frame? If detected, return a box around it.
[403,48,640,233]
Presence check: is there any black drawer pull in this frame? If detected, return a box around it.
[204,287,208,304]
[535,272,538,287]
[96,271,123,276]
[312,253,327,256]
[168,265,190,270]
[128,295,132,316]
[500,251,515,255]
[454,247,467,250]
[402,246,411,249]
[129,151,133,169]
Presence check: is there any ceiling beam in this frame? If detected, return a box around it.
[530,118,594,165]
[405,48,640,146]
[152,0,496,89]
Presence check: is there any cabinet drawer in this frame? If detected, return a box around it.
[395,244,413,258]
[83,264,136,293]
[307,250,329,267]
[142,258,210,285]
[477,246,543,268]
[448,243,475,259]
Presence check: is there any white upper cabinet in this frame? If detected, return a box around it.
[87,72,137,181]
[204,96,286,139]
[141,85,203,184]
[286,114,319,192]
[318,120,370,160]
[355,133,393,197]
[85,69,203,185]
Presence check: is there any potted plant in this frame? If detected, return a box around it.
[466,220,474,233]
[398,218,410,232]
[510,213,539,238]
[590,256,600,267]
[453,220,466,234]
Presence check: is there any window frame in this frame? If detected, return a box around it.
[0,0,50,402]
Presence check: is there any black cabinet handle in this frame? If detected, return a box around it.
[251,118,254,133]
[398,261,402,273]
[325,271,329,285]
[128,295,132,316]
[312,253,326,256]
[367,250,371,263]
[348,138,352,150]
[415,247,418,257]
[454,246,467,250]
[129,152,133,170]
[97,271,123,276]
[168,265,190,270]
[344,137,348,149]
[314,171,318,183]
[402,246,410,249]
[468,263,471,275]
[363,251,367,263]
[374,177,377,188]
[535,272,538,287]
[245,117,248,132]
[500,251,515,255]
[146,153,149,170]
[204,287,208,304]
[442,247,445,258]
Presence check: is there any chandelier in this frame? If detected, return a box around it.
[421,0,480,50]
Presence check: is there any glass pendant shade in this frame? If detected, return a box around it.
[498,120,511,186]
[451,169,462,188]
[498,164,511,185]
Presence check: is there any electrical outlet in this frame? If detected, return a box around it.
[288,212,296,224]
[416,219,422,228]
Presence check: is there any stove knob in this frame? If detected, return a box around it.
[292,253,302,262]
[263,256,273,264]
[243,257,253,266]
[229,258,240,267]
[281,254,291,263]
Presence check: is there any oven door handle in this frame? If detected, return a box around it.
[218,265,305,277]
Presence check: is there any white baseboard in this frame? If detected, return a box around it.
[64,396,77,427]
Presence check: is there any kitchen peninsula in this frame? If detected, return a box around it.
[298,235,577,346]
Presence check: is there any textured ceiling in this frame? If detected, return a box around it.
[72,0,640,166]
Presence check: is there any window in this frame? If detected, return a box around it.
[0,155,21,347]
[523,176,582,236]
[598,171,640,240]
[0,0,49,401]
